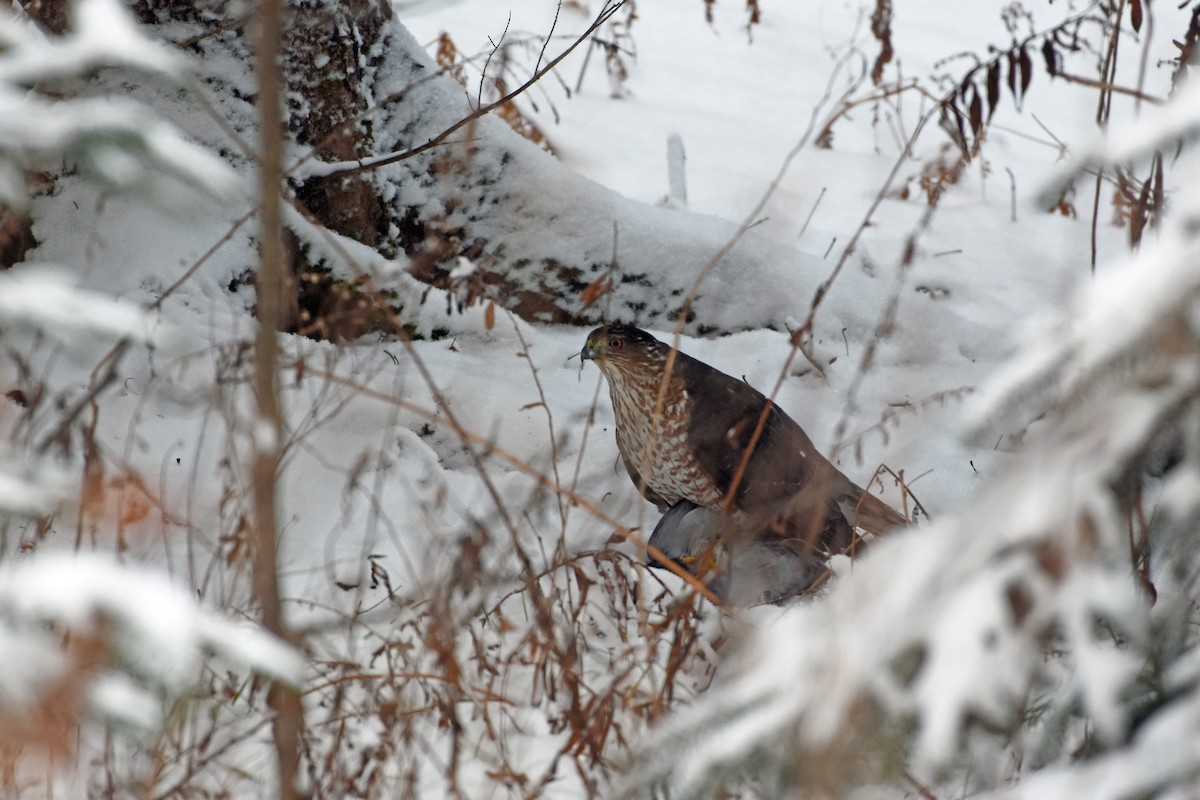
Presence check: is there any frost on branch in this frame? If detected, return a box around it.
[0,553,303,748]
[0,0,294,764]
[0,276,303,759]
[625,77,1200,800]
[0,270,168,349]
[0,0,236,209]
[0,457,72,518]
[0,271,167,526]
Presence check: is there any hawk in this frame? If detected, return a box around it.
[581,323,906,605]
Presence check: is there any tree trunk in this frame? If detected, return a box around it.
[12,0,69,34]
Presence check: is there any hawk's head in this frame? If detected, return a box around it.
[580,324,664,373]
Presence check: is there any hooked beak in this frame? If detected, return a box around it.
[580,339,595,361]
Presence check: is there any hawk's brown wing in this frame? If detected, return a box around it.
[619,451,671,512]
[675,351,830,512]
[676,351,895,553]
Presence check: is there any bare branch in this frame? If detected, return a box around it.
[251,0,304,796]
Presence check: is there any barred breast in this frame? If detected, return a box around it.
[605,367,723,509]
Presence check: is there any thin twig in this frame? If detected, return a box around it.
[507,311,567,527]
[797,186,826,240]
[34,343,124,452]
[477,14,513,111]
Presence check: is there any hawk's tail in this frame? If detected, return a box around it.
[840,482,908,536]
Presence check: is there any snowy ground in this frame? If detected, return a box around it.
[2,0,1194,796]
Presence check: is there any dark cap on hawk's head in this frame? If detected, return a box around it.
[580,322,906,606]
[581,323,662,367]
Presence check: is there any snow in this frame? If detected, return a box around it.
[3,0,1199,796]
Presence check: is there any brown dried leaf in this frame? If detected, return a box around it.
[1130,154,1165,248]
[968,85,984,136]
[484,300,495,330]
[435,32,465,87]
[1130,0,1143,33]
[580,273,613,308]
[1042,38,1059,77]
[570,563,593,607]
[869,0,894,86]
[1152,152,1165,224]
[1007,48,1020,99]
[1131,176,1152,247]
[493,78,554,153]
[986,62,1001,119]
[941,100,968,156]
[1018,45,1033,102]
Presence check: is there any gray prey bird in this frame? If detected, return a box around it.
[581,323,906,605]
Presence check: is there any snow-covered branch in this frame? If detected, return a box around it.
[0,0,236,207]
[0,552,302,740]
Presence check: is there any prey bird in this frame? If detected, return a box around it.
[581,323,906,605]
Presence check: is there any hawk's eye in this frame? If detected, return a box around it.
[609,337,623,349]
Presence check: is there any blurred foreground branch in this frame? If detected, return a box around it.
[252,0,304,797]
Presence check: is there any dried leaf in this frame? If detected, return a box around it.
[1019,45,1033,102]
[435,33,465,87]
[484,301,495,330]
[747,0,762,26]
[1152,152,1165,223]
[986,62,1001,119]
[83,470,156,529]
[1007,48,1020,99]
[492,76,554,153]
[580,273,613,308]
[1042,38,1059,77]
[1131,176,1152,247]
[435,33,455,68]
[1130,0,1143,33]
[942,100,968,155]
[1131,154,1165,248]
[870,0,894,86]
[496,100,553,151]
[968,85,984,136]
[570,563,593,607]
